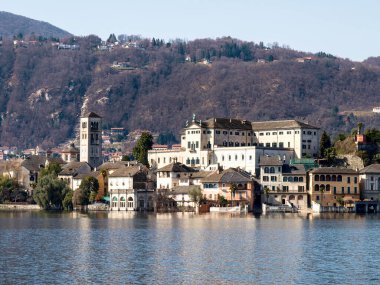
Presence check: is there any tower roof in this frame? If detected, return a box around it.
[82,112,101,118]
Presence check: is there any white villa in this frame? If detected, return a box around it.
[148,115,319,175]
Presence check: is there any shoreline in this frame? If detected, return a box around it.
[0,204,41,210]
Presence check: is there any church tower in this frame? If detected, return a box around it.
[80,112,102,167]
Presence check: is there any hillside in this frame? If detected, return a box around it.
[0,34,380,148]
[0,11,71,39]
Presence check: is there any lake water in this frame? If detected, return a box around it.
[0,211,379,285]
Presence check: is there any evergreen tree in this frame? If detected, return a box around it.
[320,131,332,158]
[33,174,70,210]
[132,132,153,166]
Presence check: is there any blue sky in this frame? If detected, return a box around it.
[1,0,378,61]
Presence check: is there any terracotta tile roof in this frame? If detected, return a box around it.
[59,161,91,176]
[360,164,380,174]
[108,166,144,177]
[157,162,196,173]
[259,155,284,166]
[310,167,358,174]
[203,118,252,130]
[21,155,46,172]
[201,168,252,183]
[252,120,319,131]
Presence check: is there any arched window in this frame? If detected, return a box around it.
[315,175,320,181]
[195,158,200,164]
[264,167,269,173]
[337,175,342,182]
[270,167,275,173]
[299,177,304,182]
[332,175,337,181]
[191,158,195,165]
[288,177,293,182]
[298,195,303,200]
[320,175,325,181]
[315,184,320,192]
[128,197,134,208]
[112,196,118,208]
[186,158,190,164]
[289,195,295,201]
[326,184,330,192]
[283,177,288,182]
[326,175,331,181]
[294,177,299,182]
[120,197,126,208]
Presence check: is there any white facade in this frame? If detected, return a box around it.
[80,112,102,167]
[260,160,307,209]
[148,117,318,175]
[359,164,380,201]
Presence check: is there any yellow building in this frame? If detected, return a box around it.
[309,167,359,207]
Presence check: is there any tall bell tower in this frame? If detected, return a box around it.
[80,112,102,167]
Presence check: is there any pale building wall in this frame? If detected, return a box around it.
[80,116,102,167]
[359,173,380,201]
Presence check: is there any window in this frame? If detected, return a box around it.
[216,130,220,134]
[266,143,270,147]
[302,145,306,149]
[242,155,244,160]
[270,167,275,173]
[347,187,350,194]
[283,186,289,192]
[347,177,351,183]
[259,132,264,136]
[272,132,277,135]
[341,187,345,194]
[354,177,357,184]
[279,131,283,135]
[320,175,325,181]
[271,176,277,182]
[337,175,342,182]
[235,155,238,161]
[272,142,277,148]
[266,132,270,136]
[283,177,288,182]
[299,177,304,182]
[196,141,199,148]
[222,155,224,161]
[279,142,284,148]
[82,122,87,128]
[223,131,228,135]
[263,176,269,182]
[235,132,239,135]
[229,155,231,161]
[249,155,252,160]
[287,131,291,134]
[354,187,357,194]
[333,187,336,194]
[315,175,320,181]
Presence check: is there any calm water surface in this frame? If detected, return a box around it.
[0,211,379,284]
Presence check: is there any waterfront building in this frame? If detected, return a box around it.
[148,115,307,175]
[359,164,380,201]
[156,162,212,208]
[200,168,255,210]
[259,155,307,209]
[80,112,102,168]
[251,120,320,159]
[309,167,359,207]
[109,165,155,211]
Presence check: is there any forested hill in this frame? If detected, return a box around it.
[0,11,71,39]
[0,34,380,148]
